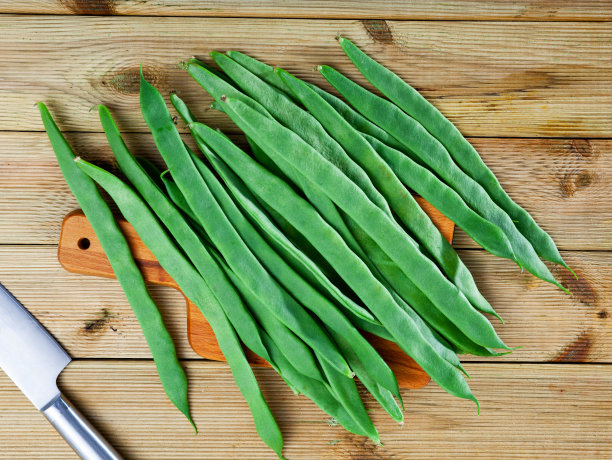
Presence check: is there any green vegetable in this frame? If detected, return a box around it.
[190,116,478,406]
[188,144,400,400]
[338,37,574,277]
[277,68,508,321]
[219,96,507,351]
[319,65,566,292]
[140,71,351,378]
[97,104,270,363]
[74,158,283,457]
[38,103,194,429]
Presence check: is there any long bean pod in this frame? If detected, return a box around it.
[320,65,566,291]
[190,120,478,406]
[187,63,384,264]
[38,103,194,429]
[278,69,510,318]
[188,146,400,399]
[339,37,573,275]
[170,93,377,326]
[75,158,283,457]
[210,52,392,217]
[218,97,507,351]
[97,105,270,362]
[140,72,351,377]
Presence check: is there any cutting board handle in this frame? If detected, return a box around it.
[58,207,452,389]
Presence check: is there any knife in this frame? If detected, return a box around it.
[0,282,123,460]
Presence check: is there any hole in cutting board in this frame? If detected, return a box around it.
[77,237,91,250]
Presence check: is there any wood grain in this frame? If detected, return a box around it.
[1,17,611,137]
[58,210,444,389]
[0,244,609,363]
[4,1,612,20]
[2,131,609,250]
[0,360,610,459]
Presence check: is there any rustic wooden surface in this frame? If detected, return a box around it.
[0,2,610,458]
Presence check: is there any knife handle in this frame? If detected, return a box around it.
[42,394,123,460]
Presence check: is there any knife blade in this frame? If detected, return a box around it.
[0,282,122,460]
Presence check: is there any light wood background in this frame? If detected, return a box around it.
[0,1,611,458]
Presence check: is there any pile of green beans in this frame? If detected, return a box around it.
[38,39,570,456]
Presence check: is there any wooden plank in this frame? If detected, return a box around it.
[1,132,609,250]
[0,245,609,363]
[4,1,612,21]
[1,17,611,137]
[0,360,610,458]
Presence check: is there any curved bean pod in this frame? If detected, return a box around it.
[278,68,510,319]
[260,330,370,438]
[140,72,351,377]
[74,158,283,457]
[219,97,507,351]
[188,146,400,400]
[190,119,478,406]
[320,65,566,292]
[210,51,392,217]
[170,93,377,326]
[98,105,270,363]
[38,103,194,429]
[339,37,573,276]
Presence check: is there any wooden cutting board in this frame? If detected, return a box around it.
[58,197,454,390]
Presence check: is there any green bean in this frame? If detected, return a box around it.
[190,119,478,406]
[220,96,507,351]
[187,63,271,117]
[259,330,370,438]
[135,157,165,190]
[187,146,401,401]
[210,51,392,217]
[320,65,567,292]
[362,131,516,268]
[187,63,380,265]
[219,257,324,383]
[171,93,377,327]
[339,37,573,276]
[278,68,510,320]
[224,50,407,154]
[166,150,394,346]
[38,103,194,429]
[74,158,283,457]
[328,329,403,424]
[97,104,270,362]
[318,355,379,443]
[140,72,351,377]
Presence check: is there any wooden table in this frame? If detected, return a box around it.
[1,2,611,458]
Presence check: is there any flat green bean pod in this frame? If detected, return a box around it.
[318,355,379,443]
[225,50,408,156]
[170,93,377,327]
[98,105,270,363]
[278,68,509,320]
[219,258,324,383]
[187,61,385,266]
[140,71,351,377]
[339,37,573,276]
[219,97,507,351]
[38,103,194,429]
[210,51,392,217]
[320,65,566,292]
[75,158,283,458]
[187,146,400,400]
[259,330,370,438]
[190,118,478,406]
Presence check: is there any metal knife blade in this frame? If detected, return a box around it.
[0,282,71,410]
